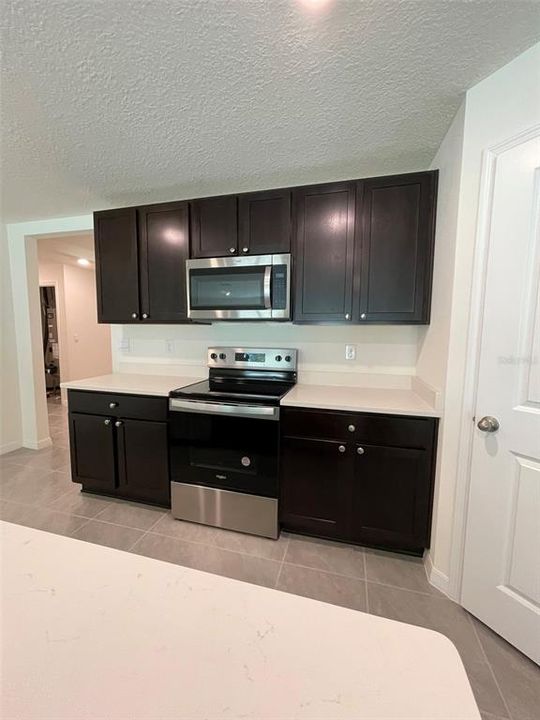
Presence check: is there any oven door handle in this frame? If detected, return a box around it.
[169,398,280,420]
[263,265,272,309]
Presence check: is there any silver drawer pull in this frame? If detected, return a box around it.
[348,424,355,432]
[104,419,111,426]
[357,447,365,455]
[109,402,118,409]
[115,420,123,427]
[338,445,346,453]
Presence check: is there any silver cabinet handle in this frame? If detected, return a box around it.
[477,416,500,433]
[242,247,249,253]
[142,313,149,319]
[357,447,365,455]
[115,420,123,427]
[338,445,346,453]
[345,313,350,320]
[229,247,236,253]
[360,313,366,320]
[109,402,118,409]
[348,424,355,432]
[169,398,279,421]
[131,312,138,319]
[104,419,111,426]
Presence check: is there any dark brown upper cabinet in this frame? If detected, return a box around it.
[95,202,189,324]
[190,190,291,258]
[95,208,140,324]
[138,201,189,323]
[356,171,437,323]
[293,181,356,323]
[238,189,291,255]
[190,195,238,258]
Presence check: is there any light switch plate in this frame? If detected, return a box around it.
[345,344,356,361]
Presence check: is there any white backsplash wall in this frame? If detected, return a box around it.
[112,323,421,388]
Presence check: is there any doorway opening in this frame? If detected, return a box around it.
[36,232,112,435]
[40,285,62,404]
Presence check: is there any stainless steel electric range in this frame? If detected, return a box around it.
[168,347,297,539]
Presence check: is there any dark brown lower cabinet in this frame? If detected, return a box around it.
[280,408,438,555]
[350,443,431,551]
[68,391,170,508]
[280,436,352,539]
[116,418,169,505]
[69,413,117,493]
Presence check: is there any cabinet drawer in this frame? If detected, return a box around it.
[282,408,358,441]
[68,390,167,421]
[354,414,436,449]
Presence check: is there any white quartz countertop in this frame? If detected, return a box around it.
[281,383,440,417]
[1,521,479,720]
[61,372,202,396]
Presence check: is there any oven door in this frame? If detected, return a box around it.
[168,403,279,498]
[186,254,290,320]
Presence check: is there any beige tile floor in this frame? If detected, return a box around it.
[0,398,538,720]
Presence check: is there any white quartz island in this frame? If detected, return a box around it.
[1,522,479,720]
[61,372,201,396]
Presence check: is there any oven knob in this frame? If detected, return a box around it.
[210,353,217,360]
[275,355,282,362]
[284,355,291,362]
[219,353,226,360]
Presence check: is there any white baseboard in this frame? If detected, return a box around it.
[424,551,451,598]
[0,440,22,456]
[23,436,53,451]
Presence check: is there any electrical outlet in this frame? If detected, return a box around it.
[345,344,356,361]
[119,338,131,352]
[165,339,175,354]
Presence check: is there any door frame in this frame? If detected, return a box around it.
[6,215,94,450]
[448,124,540,601]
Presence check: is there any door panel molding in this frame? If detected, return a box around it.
[448,123,540,606]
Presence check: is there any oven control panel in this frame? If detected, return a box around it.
[208,347,297,371]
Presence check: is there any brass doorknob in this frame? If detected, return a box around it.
[477,416,500,433]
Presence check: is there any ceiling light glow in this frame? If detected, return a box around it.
[298,0,334,12]
[77,258,91,266]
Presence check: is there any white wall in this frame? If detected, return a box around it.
[0,224,22,453]
[39,261,112,385]
[427,42,540,589]
[114,323,421,388]
[415,103,466,585]
[62,264,111,381]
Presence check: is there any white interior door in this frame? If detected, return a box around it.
[461,131,540,662]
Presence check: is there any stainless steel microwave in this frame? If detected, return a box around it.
[186,254,291,321]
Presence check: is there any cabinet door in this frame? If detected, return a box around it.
[238,189,291,256]
[351,443,432,551]
[190,196,238,258]
[357,171,437,323]
[116,419,170,506]
[138,202,189,323]
[293,182,355,323]
[94,208,140,323]
[69,413,117,492]
[280,436,352,539]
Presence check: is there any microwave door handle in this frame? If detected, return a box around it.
[263,266,272,309]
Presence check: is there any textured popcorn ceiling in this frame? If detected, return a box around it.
[1,0,539,222]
